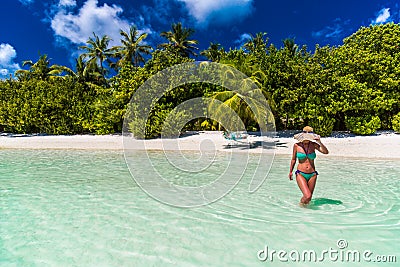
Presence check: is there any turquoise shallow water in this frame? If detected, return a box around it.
[0,150,399,266]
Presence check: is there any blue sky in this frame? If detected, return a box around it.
[0,0,398,78]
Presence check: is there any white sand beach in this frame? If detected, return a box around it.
[0,131,399,159]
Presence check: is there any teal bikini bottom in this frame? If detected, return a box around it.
[295,170,318,181]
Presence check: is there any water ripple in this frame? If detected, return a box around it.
[1,150,399,266]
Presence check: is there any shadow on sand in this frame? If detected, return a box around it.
[223,140,288,150]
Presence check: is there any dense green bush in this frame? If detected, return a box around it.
[0,78,96,134]
[392,112,400,133]
[308,115,335,137]
[344,115,381,135]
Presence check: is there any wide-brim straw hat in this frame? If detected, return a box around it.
[293,132,318,142]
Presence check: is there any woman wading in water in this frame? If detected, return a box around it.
[289,126,329,205]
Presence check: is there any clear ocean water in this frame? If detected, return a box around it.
[1,149,399,266]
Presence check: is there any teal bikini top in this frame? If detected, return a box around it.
[296,152,316,160]
[297,142,316,160]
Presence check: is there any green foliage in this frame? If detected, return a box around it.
[159,22,199,57]
[392,112,400,133]
[201,43,225,62]
[116,25,152,67]
[0,78,96,134]
[113,50,198,138]
[79,33,118,80]
[345,115,381,135]
[333,23,400,130]
[308,115,335,137]
[1,22,400,136]
[15,54,65,81]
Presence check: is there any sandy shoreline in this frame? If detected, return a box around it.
[0,131,399,159]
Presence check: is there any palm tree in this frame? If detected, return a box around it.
[283,38,298,57]
[201,42,224,62]
[79,33,117,77]
[206,60,273,131]
[15,54,64,81]
[117,25,152,67]
[60,55,105,85]
[244,32,268,54]
[208,86,272,131]
[159,22,199,57]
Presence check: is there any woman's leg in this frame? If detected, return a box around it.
[296,174,312,204]
[307,175,318,196]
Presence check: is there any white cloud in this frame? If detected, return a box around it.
[234,33,251,46]
[0,43,20,78]
[50,0,131,45]
[19,0,34,5]
[374,8,390,23]
[59,0,76,8]
[0,44,17,65]
[312,18,351,40]
[178,0,254,27]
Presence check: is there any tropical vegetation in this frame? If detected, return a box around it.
[0,22,399,137]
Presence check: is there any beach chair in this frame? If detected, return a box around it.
[223,131,249,147]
